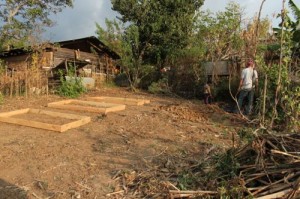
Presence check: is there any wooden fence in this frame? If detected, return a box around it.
[0,68,48,97]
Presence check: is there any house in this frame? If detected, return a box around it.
[0,36,120,95]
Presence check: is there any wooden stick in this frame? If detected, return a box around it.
[166,181,180,191]
[75,182,92,191]
[255,187,299,199]
[106,190,124,197]
[271,149,300,160]
[169,190,218,195]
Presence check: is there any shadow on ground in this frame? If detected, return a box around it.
[0,179,28,199]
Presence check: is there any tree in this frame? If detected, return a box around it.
[97,0,204,90]
[193,2,244,83]
[287,0,300,42]
[96,19,154,90]
[96,19,123,56]
[0,0,73,50]
[254,0,300,131]
[111,0,204,67]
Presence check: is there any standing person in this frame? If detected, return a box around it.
[236,59,258,115]
[203,82,212,104]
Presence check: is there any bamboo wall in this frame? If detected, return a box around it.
[0,68,48,97]
[0,51,50,97]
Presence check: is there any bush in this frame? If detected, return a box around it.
[0,91,3,104]
[213,77,239,102]
[215,149,240,179]
[57,68,86,98]
[114,73,130,87]
[148,78,170,94]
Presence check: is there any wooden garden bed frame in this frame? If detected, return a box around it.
[87,96,150,106]
[0,108,91,132]
[48,99,126,114]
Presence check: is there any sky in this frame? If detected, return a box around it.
[45,0,300,42]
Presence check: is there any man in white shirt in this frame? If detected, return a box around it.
[236,59,258,115]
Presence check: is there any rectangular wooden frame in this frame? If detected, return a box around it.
[0,108,91,132]
[87,96,150,106]
[48,99,126,114]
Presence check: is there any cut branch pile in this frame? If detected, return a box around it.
[235,133,300,199]
[107,134,300,199]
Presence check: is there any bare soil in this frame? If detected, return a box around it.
[0,87,244,199]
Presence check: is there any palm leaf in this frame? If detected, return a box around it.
[288,0,300,20]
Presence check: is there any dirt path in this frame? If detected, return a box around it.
[0,87,243,199]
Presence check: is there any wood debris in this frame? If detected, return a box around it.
[235,133,300,198]
[108,134,300,198]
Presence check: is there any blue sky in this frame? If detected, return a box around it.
[45,0,300,42]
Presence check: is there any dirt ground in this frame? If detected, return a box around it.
[0,87,244,199]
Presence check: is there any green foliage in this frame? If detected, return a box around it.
[57,66,86,98]
[0,92,4,105]
[98,0,205,91]
[95,19,123,56]
[177,172,198,190]
[111,0,204,63]
[194,2,244,63]
[0,59,7,75]
[148,78,170,94]
[96,19,156,90]
[257,6,300,131]
[212,77,239,102]
[185,2,244,90]
[237,128,255,143]
[215,149,239,179]
[288,0,300,43]
[102,80,117,88]
[114,73,130,87]
[0,0,72,49]
[282,84,300,130]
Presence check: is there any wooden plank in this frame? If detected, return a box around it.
[87,96,150,106]
[72,100,122,108]
[28,108,87,120]
[0,108,91,132]
[143,99,151,104]
[89,97,144,106]
[0,108,30,117]
[47,99,73,106]
[48,100,126,114]
[48,104,107,113]
[0,117,62,132]
[255,188,299,199]
[61,117,91,132]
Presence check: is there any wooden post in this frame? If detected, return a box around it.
[98,59,102,73]
[46,71,49,97]
[105,55,109,82]
[25,66,28,98]
[15,75,19,97]
[97,58,101,87]
[9,69,13,98]
[65,60,68,74]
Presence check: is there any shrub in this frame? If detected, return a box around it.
[148,78,170,94]
[57,68,86,98]
[0,91,3,104]
[213,77,239,102]
[114,73,130,87]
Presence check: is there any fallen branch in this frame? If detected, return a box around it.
[106,190,124,197]
[169,190,218,198]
